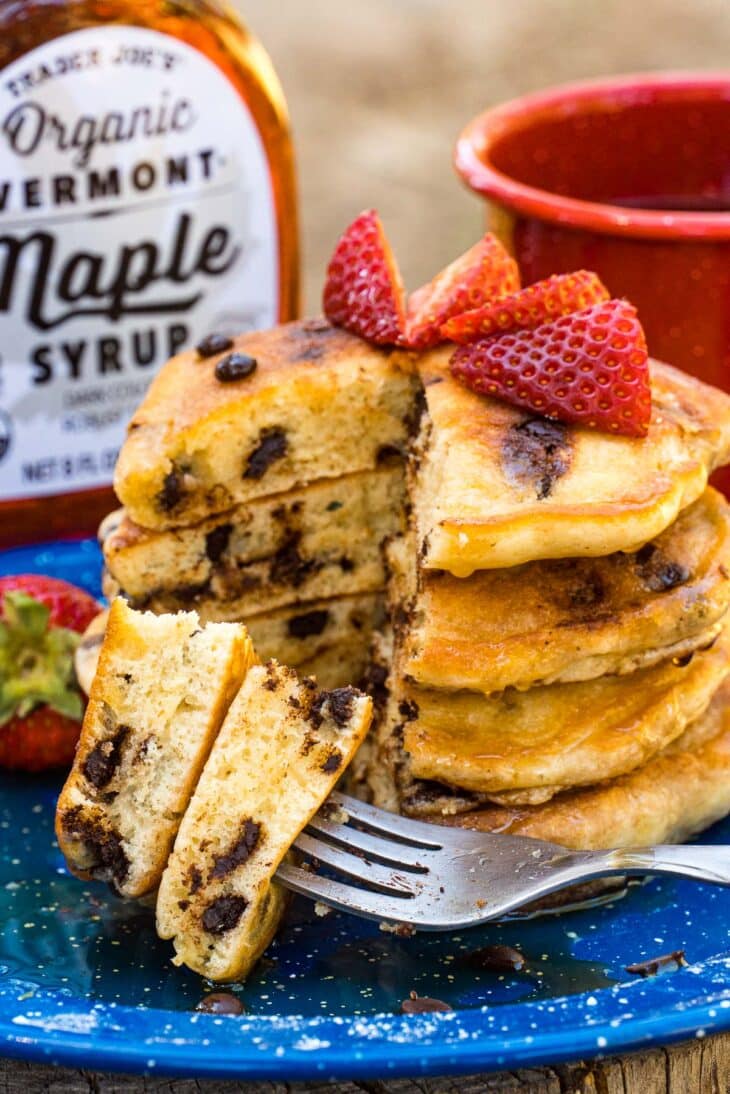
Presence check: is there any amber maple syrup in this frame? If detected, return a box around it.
[0,1,299,548]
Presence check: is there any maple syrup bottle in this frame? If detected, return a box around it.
[0,1,299,548]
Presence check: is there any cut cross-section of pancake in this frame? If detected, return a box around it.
[102,464,405,612]
[56,599,255,899]
[391,487,730,694]
[156,661,372,981]
[76,594,383,697]
[440,677,730,850]
[399,625,730,799]
[415,354,730,575]
[115,320,420,530]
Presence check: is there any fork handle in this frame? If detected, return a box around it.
[580,844,730,887]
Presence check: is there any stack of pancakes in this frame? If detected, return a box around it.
[105,317,730,852]
[369,355,730,851]
[102,321,420,687]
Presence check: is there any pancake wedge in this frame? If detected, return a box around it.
[56,600,255,899]
[401,626,730,797]
[441,678,730,850]
[115,320,419,530]
[393,488,730,694]
[415,355,730,575]
[156,661,372,980]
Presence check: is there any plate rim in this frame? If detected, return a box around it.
[0,964,728,1080]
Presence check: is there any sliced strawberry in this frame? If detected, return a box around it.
[442,270,609,343]
[322,209,406,345]
[405,234,520,350]
[450,299,651,438]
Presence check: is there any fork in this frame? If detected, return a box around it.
[275,792,730,929]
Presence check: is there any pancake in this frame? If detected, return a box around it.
[56,600,254,899]
[114,319,419,531]
[392,488,730,694]
[102,465,405,611]
[195,591,382,667]
[156,661,372,980]
[399,625,730,797]
[441,678,730,850]
[79,594,382,693]
[76,613,370,696]
[415,355,730,575]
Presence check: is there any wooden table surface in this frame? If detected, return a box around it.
[2,1032,728,1092]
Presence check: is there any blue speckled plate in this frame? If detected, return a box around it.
[0,538,729,1081]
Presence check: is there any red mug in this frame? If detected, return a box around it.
[455,71,730,492]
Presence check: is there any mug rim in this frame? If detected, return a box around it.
[455,70,730,241]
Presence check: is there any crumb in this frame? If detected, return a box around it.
[379,921,416,937]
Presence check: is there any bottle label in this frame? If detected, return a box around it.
[0,25,279,501]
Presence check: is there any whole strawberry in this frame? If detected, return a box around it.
[0,576,100,772]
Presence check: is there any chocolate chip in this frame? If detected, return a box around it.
[158,469,184,512]
[376,444,403,465]
[635,544,690,592]
[178,900,190,911]
[187,866,203,895]
[626,950,687,977]
[288,610,330,639]
[243,427,288,480]
[339,557,354,572]
[398,699,419,722]
[330,687,360,726]
[400,991,452,1014]
[310,686,359,729]
[205,523,232,563]
[270,535,318,587]
[209,819,262,880]
[215,352,258,383]
[61,806,129,884]
[465,944,526,972]
[401,779,486,818]
[326,500,343,512]
[501,418,572,500]
[361,660,389,710]
[202,895,248,935]
[321,750,342,774]
[83,726,130,789]
[196,332,233,358]
[195,992,246,1015]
